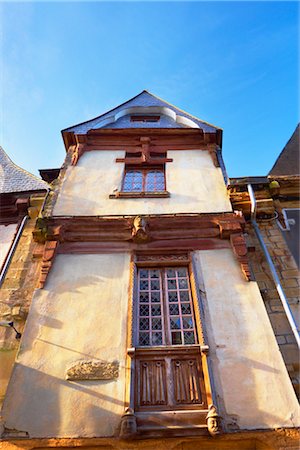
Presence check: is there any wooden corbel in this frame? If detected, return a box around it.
[46,224,65,242]
[218,220,243,239]
[230,233,252,281]
[71,144,85,166]
[140,136,151,162]
[207,144,219,167]
[38,241,59,288]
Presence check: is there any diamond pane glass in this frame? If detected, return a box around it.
[123,171,143,192]
[139,269,148,278]
[182,316,193,329]
[170,317,181,329]
[139,318,149,330]
[145,170,165,192]
[140,280,149,290]
[178,279,188,289]
[151,305,161,316]
[169,304,179,315]
[184,331,195,344]
[166,269,176,278]
[152,318,162,330]
[151,280,160,290]
[168,292,178,302]
[177,268,187,277]
[139,332,150,346]
[150,269,160,279]
[151,292,160,303]
[139,304,149,316]
[139,292,149,303]
[168,279,177,289]
[180,291,189,302]
[152,332,163,345]
[181,303,191,315]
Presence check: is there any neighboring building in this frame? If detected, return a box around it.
[229,123,300,400]
[1,92,299,450]
[0,147,48,405]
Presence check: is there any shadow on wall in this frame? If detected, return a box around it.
[2,362,123,439]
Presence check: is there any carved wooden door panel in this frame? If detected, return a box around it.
[134,348,207,411]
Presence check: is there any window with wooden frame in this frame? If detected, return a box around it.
[122,166,165,193]
[137,267,197,347]
[124,254,213,435]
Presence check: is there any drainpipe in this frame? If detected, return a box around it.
[0,215,28,288]
[247,184,300,348]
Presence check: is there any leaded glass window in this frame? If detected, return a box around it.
[137,267,197,347]
[123,168,165,192]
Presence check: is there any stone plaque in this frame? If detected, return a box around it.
[66,360,119,381]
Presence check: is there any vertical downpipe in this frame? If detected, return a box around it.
[247,184,300,348]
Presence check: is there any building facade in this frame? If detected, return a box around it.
[1,93,299,449]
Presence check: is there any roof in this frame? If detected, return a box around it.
[0,146,48,194]
[269,124,300,176]
[62,90,220,134]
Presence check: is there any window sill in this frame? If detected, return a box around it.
[109,191,170,199]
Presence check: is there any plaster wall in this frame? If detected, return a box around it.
[0,224,17,270]
[193,248,300,430]
[53,150,232,216]
[2,253,131,438]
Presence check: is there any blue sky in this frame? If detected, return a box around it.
[1,1,298,177]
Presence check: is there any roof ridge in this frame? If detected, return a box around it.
[62,90,221,133]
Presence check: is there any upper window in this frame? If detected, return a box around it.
[136,267,197,347]
[123,168,165,193]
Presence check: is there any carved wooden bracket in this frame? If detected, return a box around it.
[71,144,85,166]
[38,241,59,288]
[230,233,252,281]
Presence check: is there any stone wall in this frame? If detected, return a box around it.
[0,196,45,405]
[247,221,299,397]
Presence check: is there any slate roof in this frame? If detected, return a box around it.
[269,124,300,176]
[63,90,220,134]
[0,146,48,194]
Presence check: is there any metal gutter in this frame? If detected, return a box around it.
[247,184,300,348]
[0,215,28,288]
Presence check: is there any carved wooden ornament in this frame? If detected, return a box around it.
[38,241,59,288]
[230,233,252,281]
[206,404,222,437]
[132,216,150,243]
[119,408,137,439]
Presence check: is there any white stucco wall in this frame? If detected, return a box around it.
[53,150,232,216]
[2,253,131,438]
[193,248,300,430]
[0,223,18,270]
